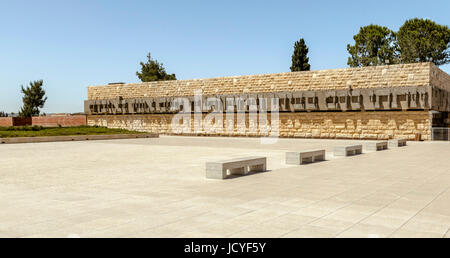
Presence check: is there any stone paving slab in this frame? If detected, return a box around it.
[0,136,449,238]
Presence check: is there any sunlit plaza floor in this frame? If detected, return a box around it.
[1,136,450,238]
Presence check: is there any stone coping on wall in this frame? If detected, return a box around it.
[0,133,159,144]
[88,63,441,100]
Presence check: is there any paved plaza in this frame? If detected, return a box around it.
[0,136,450,238]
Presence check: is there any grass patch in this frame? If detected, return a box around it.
[0,125,144,138]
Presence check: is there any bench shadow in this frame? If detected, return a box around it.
[299,160,328,165]
[224,169,273,180]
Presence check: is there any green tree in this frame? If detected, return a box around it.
[136,53,176,82]
[397,18,450,66]
[290,38,311,71]
[19,80,47,118]
[0,111,8,117]
[347,25,398,67]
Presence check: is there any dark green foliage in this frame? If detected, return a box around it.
[18,80,47,118]
[0,111,8,117]
[3,125,44,131]
[347,19,450,67]
[397,18,450,66]
[136,53,177,82]
[290,38,311,72]
[347,25,398,67]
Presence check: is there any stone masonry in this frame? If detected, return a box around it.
[87,111,431,140]
[85,63,449,140]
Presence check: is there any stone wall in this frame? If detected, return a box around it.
[88,63,432,100]
[86,63,450,114]
[85,62,448,141]
[431,64,450,92]
[88,110,431,140]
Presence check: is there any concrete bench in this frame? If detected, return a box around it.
[388,139,407,148]
[334,145,363,157]
[365,141,388,151]
[206,156,267,180]
[286,150,325,165]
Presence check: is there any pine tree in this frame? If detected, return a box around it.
[290,38,311,72]
[347,25,398,67]
[136,53,177,82]
[397,18,450,66]
[19,80,47,118]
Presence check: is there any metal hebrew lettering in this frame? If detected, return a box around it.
[257,94,268,112]
[325,91,337,110]
[275,93,287,112]
[236,96,248,113]
[303,92,318,111]
[409,91,419,109]
[444,91,449,111]
[225,96,235,113]
[337,91,349,111]
[84,86,443,115]
[316,91,327,111]
[374,89,391,110]
[391,89,408,110]
[292,92,306,111]
[417,87,429,109]
[350,90,362,110]
[364,90,376,111]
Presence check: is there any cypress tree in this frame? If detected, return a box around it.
[290,38,311,72]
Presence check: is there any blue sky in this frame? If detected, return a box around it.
[1,0,449,113]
